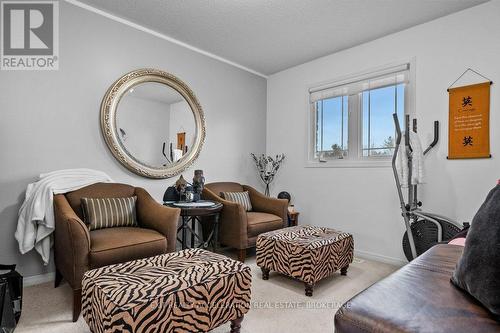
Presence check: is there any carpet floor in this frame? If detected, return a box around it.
[15,255,397,333]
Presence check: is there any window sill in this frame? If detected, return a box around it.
[305,159,392,168]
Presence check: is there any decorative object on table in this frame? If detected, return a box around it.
[175,175,188,191]
[250,153,285,196]
[256,225,353,297]
[192,170,205,202]
[184,188,195,202]
[447,68,493,159]
[163,186,180,202]
[0,264,23,332]
[175,175,188,200]
[277,191,291,202]
[82,249,251,333]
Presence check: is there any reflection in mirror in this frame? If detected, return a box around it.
[116,82,195,168]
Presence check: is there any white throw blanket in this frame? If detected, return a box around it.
[15,169,113,265]
[396,131,424,187]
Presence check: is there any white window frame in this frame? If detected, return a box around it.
[306,59,416,168]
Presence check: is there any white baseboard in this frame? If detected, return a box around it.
[355,249,407,267]
[23,272,55,287]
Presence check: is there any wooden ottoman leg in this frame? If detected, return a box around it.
[237,249,246,262]
[341,265,349,276]
[304,283,314,297]
[230,316,244,333]
[261,267,270,280]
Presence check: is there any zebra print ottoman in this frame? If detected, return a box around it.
[256,225,353,296]
[82,249,252,333]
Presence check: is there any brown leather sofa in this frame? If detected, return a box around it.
[202,182,288,262]
[334,244,500,332]
[53,183,180,322]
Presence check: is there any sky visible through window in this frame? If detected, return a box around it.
[316,83,404,157]
[316,96,348,152]
[363,84,404,156]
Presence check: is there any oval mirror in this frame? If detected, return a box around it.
[101,69,205,178]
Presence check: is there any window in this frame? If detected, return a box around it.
[362,84,405,157]
[315,96,348,159]
[309,63,411,165]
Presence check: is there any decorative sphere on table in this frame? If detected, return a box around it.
[277,191,291,202]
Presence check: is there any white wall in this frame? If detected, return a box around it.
[0,1,266,277]
[267,0,500,264]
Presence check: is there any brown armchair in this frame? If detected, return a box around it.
[202,182,288,262]
[53,183,180,322]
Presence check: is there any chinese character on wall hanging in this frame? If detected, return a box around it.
[447,69,493,159]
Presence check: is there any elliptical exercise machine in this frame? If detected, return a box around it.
[392,113,463,261]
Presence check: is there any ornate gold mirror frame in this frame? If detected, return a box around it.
[100,68,206,179]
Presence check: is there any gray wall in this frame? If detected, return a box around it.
[0,2,267,277]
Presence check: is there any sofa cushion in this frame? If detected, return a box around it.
[82,197,138,230]
[452,184,500,319]
[221,191,253,211]
[247,212,282,237]
[89,227,166,268]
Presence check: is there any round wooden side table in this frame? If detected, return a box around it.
[164,201,223,252]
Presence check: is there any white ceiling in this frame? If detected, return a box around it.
[75,0,489,76]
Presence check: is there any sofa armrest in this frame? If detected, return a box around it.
[202,187,248,249]
[53,194,91,289]
[243,185,288,227]
[135,187,180,252]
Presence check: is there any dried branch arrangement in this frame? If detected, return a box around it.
[250,153,285,196]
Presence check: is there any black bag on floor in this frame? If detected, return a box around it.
[0,264,22,333]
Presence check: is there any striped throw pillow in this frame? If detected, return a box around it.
[221,191,252,211]
[81,197,138,231]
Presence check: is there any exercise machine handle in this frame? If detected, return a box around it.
[393,113,402,145]
[423,121,439,155]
